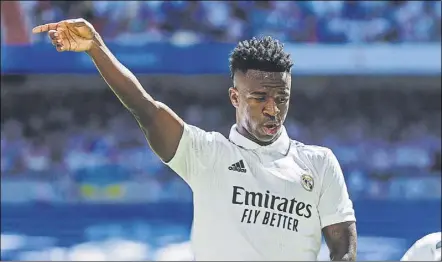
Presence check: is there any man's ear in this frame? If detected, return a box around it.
[228,87,239,108]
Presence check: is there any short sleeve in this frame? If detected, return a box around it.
[317,149,356,229]
[164,123,217,186]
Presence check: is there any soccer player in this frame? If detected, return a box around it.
[32,18,357,261]
[401,232,441,261]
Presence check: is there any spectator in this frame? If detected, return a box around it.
[19,1,442,44]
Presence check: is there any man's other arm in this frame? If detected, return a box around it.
[318,149,357,261]
[87,34,183,162]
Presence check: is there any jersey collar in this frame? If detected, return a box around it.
[229,124,291,155]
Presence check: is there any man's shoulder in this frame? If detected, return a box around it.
[291,140,333,161]
[417,232,442,249]
[402,232,441,261]
[404,232,442,260]
[288,140,339,177]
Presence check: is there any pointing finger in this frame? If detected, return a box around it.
[32,23,58,34]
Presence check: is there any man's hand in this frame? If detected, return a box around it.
[32,18,96,52]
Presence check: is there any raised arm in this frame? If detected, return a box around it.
[85,31,184,162]
[32,19,183,162]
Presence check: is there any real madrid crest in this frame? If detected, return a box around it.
[301,174,314,192]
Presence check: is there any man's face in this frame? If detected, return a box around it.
[229,70,291,144]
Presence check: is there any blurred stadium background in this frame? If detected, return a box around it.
[1,1,441,260]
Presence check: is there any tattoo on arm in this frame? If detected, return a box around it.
[322,221,357,261]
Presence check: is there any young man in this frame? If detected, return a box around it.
[401,232,441,261]
[33,18,357,261]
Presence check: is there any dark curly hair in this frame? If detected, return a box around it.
[229,36,294,79]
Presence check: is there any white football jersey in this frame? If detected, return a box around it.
[401,232,441,261]
[165,124,356,260]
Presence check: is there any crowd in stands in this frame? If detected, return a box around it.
[22,1,441,44]
[1,86,441,201]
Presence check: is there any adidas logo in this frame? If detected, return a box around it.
[228,160,247,173]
